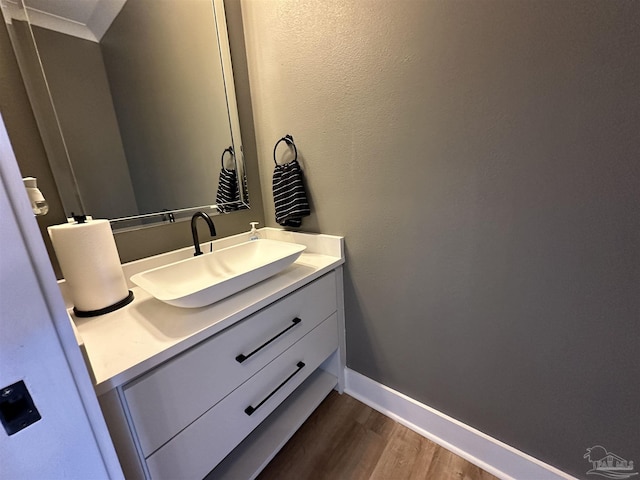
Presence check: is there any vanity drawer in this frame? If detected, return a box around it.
[122,272,336,457]
[146,313,339,480]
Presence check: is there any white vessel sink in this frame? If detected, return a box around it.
[130,239,306,308]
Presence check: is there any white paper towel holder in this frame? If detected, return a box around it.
[53,214,135,317]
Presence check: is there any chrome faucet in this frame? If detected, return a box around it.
[191,212,216,256]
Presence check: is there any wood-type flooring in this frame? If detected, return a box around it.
[258,391,499,480]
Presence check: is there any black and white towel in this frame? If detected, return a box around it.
[273,159,310,227]
[216,168,239,213]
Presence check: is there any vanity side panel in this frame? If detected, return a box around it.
[318,265,346,391]
[99,389,147,480]
[335,265,346,391]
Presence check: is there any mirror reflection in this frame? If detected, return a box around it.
[3,0,247,230]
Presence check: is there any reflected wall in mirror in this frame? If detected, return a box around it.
[2,0,248,231]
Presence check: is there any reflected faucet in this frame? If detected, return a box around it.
[191,212,216,256]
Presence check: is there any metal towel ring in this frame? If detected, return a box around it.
[220,146,234,169]
[273,134,297,166]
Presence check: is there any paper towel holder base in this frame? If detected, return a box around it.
[73,291,134,318]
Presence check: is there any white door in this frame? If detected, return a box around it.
[0,115,122,478]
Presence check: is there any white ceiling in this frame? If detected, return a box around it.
[24,0,126,42]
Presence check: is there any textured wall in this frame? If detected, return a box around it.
[241,0,640,477]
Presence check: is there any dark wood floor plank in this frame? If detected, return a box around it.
[257,391,499,480]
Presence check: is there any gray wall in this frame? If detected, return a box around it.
[32,26,139,219]
[241,0,640,478]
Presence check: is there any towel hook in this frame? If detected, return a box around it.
[220,146,234,170]
[273,134,297,166]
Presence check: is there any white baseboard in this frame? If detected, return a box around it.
[344,369,576,480]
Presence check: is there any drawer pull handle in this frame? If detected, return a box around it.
[235,317,302,364]
[245,361,305,416]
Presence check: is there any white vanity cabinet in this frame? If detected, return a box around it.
[121,273,339,479]
[72,228,345,480]
[123,273,338,459]
[81,231,345,480]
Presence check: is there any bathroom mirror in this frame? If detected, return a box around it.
[2,0,248,230]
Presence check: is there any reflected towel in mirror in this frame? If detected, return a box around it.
[216,168,239,213]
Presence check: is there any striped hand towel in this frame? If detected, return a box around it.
[216,168,239,213]
[273,159,310,227]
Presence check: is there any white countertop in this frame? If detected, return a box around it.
[67,229,344,395]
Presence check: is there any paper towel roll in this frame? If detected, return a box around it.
[48,219,130,314]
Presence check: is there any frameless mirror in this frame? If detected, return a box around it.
[2,0,248,231]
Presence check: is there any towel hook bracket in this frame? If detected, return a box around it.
[273,134,297,165]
